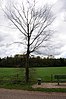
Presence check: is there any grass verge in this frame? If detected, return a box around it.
[0,82,66,93]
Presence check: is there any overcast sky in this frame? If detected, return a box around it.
[0,0,66,58]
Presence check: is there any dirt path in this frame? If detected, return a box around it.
[0,88,66,99]
[32,83,66,88]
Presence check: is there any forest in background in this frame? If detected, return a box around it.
[0,54,66,67]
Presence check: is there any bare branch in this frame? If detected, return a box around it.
[3,8,27,37]
[4,0,55,54]
[13,5,27,25]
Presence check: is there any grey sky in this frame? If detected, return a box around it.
[0,0,66,58]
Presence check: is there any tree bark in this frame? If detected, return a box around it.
[25,52,29,83]
[25,23,30,83]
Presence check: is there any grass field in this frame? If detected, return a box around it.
[0,67,66,92]
[0,67,66,82]
[35,67,66,81]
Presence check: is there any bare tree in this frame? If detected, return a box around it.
[3,0,55,82]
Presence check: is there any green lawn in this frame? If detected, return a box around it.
[0,67,66,92]
[35,67,66,81]
[0,67,66,82]
[0,68,25,81]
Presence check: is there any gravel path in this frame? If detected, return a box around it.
[0,89,66,99]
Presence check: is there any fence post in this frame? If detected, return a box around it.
[51,74,53,82]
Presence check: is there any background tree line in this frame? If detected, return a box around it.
[0,54,66,67]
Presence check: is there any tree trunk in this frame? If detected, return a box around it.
[25,52,29,83]
[25,23,30,83]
